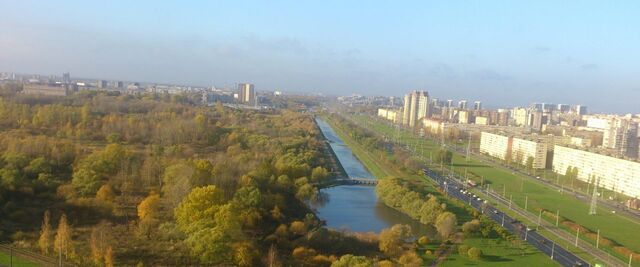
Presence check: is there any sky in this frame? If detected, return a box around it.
[1,1,639,114]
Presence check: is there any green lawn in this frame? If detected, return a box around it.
[349,114,640,261]
[0,251,41,267]
[440,237,560,267]
[324,115,558,266]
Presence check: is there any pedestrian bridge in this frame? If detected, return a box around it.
[320,177,378,188]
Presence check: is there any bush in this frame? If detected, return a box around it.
[458,245,470,255]
[418,236,429,246]
[467,247,482,260]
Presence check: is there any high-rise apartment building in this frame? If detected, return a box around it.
[458,100,468,109]
[603,118,639,158]
[512,107,529,126]
[62,72,71,84]
[402,90,430,127]
[403,94,411,126]
[446,100,453,108]
[237,83,256,105]
[474,101,482,110]
[97,80,107,88]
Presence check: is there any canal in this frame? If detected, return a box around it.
[313,118,431,236]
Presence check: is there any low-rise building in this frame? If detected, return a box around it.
[552,145,640,198]
[377,108,403,124]
[475,116,488,125]
[22,84,76,96]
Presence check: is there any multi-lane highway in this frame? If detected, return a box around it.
[423,167,590,267]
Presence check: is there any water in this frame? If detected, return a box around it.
[314,118,431,236]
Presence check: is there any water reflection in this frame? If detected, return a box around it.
[314,118,433,237]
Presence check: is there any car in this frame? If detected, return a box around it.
[477,197,482,201]
[493,210,499,214]
[472,194,477,198]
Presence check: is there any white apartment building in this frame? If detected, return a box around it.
[377,108,402,124]
[480,132,512,161]
[512,137,548,169]
[480,132,548,169]
[422,118,446,135]
[512,107,529,126]
[553,145,640,198]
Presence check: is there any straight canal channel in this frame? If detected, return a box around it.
[313,118,431,236]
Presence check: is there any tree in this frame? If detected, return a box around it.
[435,212,457,240]
[398,251,423,267]
[525,156,534,174]
[38,210,52,255]
[310,166,329,182]
[162,163,195,207]
[289,221,307,236]
[96,184,116,203]
[233,241,258,267]
[104,246,114,267]
[90,221,113,265]
[330,254,373,267]
[379,224,412,257]
[467,247,482,260]
[420,196,444,225]
[418,236,429,246]
[54,214,74,259]
[174,186,241,264]
[137,193,161,239]
[462,219,481,236]
[436,148,453,165]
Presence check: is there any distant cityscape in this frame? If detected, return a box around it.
[0,71,288,109]
[339,90,640,203]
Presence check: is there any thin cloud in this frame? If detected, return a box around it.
[581,63,599,70]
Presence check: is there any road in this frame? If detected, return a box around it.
[423,167,592,267]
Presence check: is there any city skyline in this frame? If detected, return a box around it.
[1,1,639,114]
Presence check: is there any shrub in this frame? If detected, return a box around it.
[458,244,470,255]
[467,247,482,260]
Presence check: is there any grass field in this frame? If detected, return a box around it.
[323,115,557,266]
[349,114,640,261]
[0,251,41,267]
[440,237,560,267]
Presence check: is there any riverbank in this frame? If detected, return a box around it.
[324,112,559,266]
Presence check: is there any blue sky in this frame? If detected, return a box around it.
[1,1,639,113]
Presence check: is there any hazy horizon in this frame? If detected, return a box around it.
[1,1,639,113]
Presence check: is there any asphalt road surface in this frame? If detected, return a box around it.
[423,167,590,267]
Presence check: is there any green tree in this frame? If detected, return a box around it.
[174,186,242,265]
[331,254,373,267]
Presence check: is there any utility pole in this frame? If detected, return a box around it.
[589,176,599,215]
[525,196,528,211]
[466,135,471,162]
[575,228,580,247]
[556,210,560,227]
[551,242,555,259]
[501,213,505,226]
[596,229,600,249]
[509,195,512,210]
[537,209,542,230]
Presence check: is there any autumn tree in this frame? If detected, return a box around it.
[162,163,195,207]
[379,224,412,257]
[90,221,113,265]
[468,247,483,260]
[435,211,457,240]
[38,210,52,255]
[420,195,445,225]
[398,251,423,267]
[96,184,115,203]
[54,214,74,259]
[137,192,161,239]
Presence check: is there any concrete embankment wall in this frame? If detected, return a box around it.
[312,115,348,178]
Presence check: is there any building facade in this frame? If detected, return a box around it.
[237,83,255,105]
[480,132,512,161]
[553,145,640,198]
